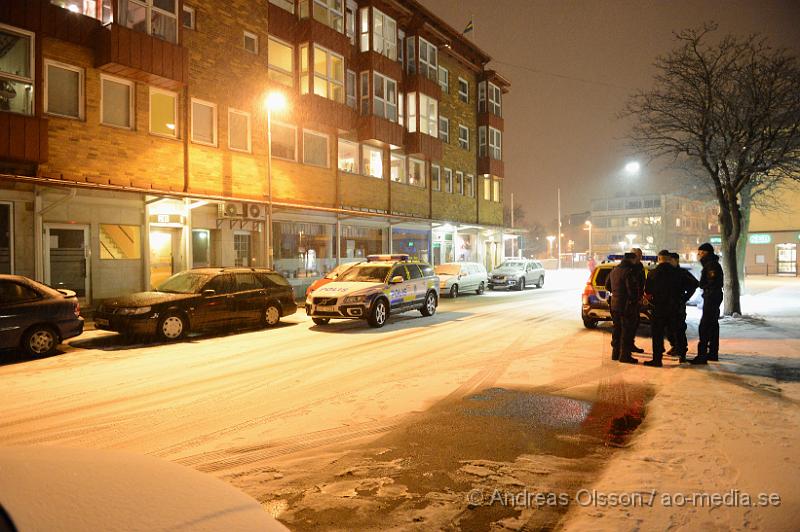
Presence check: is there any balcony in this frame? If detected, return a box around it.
[296,94,358,131]
[296,15,351,58]
[0,0,99,47]
[357,115,405,148]
[405,132,442,161]
[0,112,48,166]
[403,72,441,100]
[353,51,403,82]
[95,23,188,90]
[477,156,504,178]
[477,111,504,131]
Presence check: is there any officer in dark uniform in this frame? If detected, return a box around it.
[604,252,641,364]
[644,250,682,367]
[630,248,646,353]
[669,252,699,362]
[691,243,724,364]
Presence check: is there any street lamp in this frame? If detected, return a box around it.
[264,91,288,269]
[624,161,641,176]
[625,233,636,247]
[583,220,592,258]
[546,235,556,258]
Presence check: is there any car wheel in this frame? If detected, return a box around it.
[367,299,389,328]
[488,284,495,291]
[312,317,330,326]
[158,312,187,341]
[22,325,59,357]
[263,304,281,327]
[516,277,526,291]
[420,291,437,317]
[536,276,544,288]
[476,282,485,295]
[449,284,458,298]
[583,317,598,329]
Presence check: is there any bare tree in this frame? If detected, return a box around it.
[623,23,800,315]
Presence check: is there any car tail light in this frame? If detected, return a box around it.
[73,301,81,317]
[582,282,594,304]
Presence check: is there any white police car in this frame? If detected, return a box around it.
[305,254,439,328]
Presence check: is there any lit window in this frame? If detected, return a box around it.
[0,26,34,116]
[455,171,464,194]
[271,122,297,160]
[313,0,344,33]
[418,37,438,81]
[228,109,251,152]
[373,72,398,122]
[458,124,469,150]
[191,99,217,146]
[483,176,491,200]
[489,82,502,116]
[419,94,437,137]
[391,153,406,184]
[338,139,359,173]
[458,77,469,103]
[310,45,344,103]
[493,178,501,202]
[372,8,397,60]
[268,36,294,87]
[118,0,178,44]
[45,61,83,119]
[359,71,369,114]
[438,67,449,92]
[101,75,133,129]
[362,145,384,178]
[439,116,449,143]
[431,165,441,191]
[303,129,329,167]
[345,0,357,45]
[490,127,501,159]
[443,168,453,193]
[408,158,425,188]
[407,92,416,133]
[149,87,177,137]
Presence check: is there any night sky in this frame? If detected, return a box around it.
[420,0,800,225]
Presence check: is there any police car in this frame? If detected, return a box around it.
[305,254,440,328]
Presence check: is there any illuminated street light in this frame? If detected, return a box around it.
[626,233,637,247]
[546,235,556,258]
[264,91,289,269]
[583,220,592,258]
[624,161,641,175]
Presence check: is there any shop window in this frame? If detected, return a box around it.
[341,224,384,259]
[268,36,294,86]
[101,75,133,129]
[191,98,217,146]
[228,109,251,152]
[45,60,83,119]
[338,139,359,173]
[271,122,297,160]
[303,129,329,167]
[362,145,384,178]
[99,224,142,260]
[0,26,34,115]
[273,221,336,279]
[392,228,429,262]
[150,88,178,137]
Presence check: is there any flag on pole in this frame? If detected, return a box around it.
[463,18,474,34]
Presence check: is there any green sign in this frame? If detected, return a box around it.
[748,233,772,245]
[709,236,722,244]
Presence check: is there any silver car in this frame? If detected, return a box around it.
[488,259,546,291]
[435,262,488,298]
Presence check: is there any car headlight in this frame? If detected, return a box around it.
[305,297,312,305]
[117,306,151,315]
[343,295,368,304]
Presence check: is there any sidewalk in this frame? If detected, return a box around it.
[561,277,800,531]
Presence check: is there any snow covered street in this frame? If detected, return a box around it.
[2,271,798,530]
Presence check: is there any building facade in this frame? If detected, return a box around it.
[589,193,719,260]
[0,0,510,301]
[742,184,800,275]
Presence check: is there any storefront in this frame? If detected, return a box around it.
[391,225,431,263]
[432,223,479,265]
[744,231,800,275]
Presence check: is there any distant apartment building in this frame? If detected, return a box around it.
[742,185,799,275]
[589,193,719,259]
[0,0,510,301]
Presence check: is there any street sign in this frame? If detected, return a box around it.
[748,233,772,245]
[709,236,722,244]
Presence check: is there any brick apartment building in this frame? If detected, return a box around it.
[0,0,510,301]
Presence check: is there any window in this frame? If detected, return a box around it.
[438,67,449,92]
[458,124,469,150]
[313,0,344,33]
[45,61,83,119]
[191,99,217,146]
[346,70,357,108]
[390,153,406,183]
[118,0,178,43]
[407,93,416,133]
[306,45,344,103]
[408,158,425,188]
[269,0,294,13]
[101,75,133,129]
[206,274,235,294]
[478,126,486,157]
[268,36,294,86]
[478,81,486,112]
[419,94,437,136]
[373,72,397,122]
[234,233,251,267]
[489,127,501,159]
[359,71,369,114]
[372,8,397,60]
[455,171,464,194]
[358,6,369,52]
[228,109,251,152]
[338,139,359,173]
[303,129,329,167]
[398,90,404,127]
[443,168,453,193]
[431,165,441,191]
[465,174,474,197]
[192,229,210,267]
[271,122,297,160]
[150,88,177,137]
[458,77,469,103]
[483,176,491,200]
[675,217,681,227]
[0,26,34,115]
[99,224,142,259]
[0,281,39,304]
[439,116,449,143]
[181,5,194,29]
[235,272,261,291]
[493,178,501,202]
[345,0,357,45]
[488,82,501,116]
[362,144,383,178]
[405,37,415,74]
[418,37,438,80]
[243,31,258,54]
[0,202,12,274]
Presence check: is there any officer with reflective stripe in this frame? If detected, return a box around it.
[691,243,723,364]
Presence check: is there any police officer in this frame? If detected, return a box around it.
[644,250,682,367]
[691,243,723,365]
[605,252,641,364]
[669,252,699,362]
[630,248,646,354]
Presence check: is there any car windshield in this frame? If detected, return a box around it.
[156,272,209,294]
[326,263,354,279]
[337,265,390,283]
[435,264,461,276]
[498,261,526,270]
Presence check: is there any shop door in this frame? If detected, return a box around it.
[45,224,90,300]
[776,244,797,274]
[150,229,177,288]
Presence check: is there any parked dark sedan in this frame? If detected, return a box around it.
[93,268,297,341]
[0,275,84,357]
